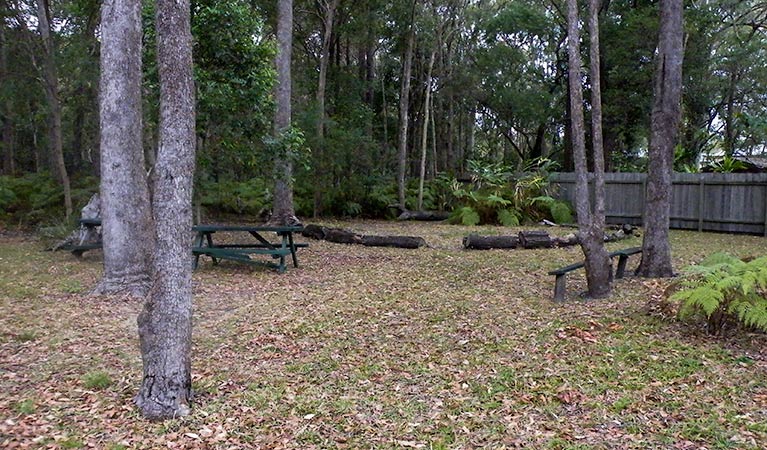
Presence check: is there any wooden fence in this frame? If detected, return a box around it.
[550,172,767,235]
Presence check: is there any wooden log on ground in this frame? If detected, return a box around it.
[361,235,427,248]
[463,234,519,249]
[397,210,450,221]
[324,228,363,244]
[518,230,553,249]
[302,224,328,240]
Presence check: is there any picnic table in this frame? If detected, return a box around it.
[192,224,305,273]
[68,219,306,273]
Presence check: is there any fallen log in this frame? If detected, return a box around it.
[361,235,427,248]
[519,230,553,249]
[463,234,519,250]
[397,210,450,221]
[302,224,427,249]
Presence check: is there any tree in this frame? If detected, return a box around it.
[94,0,154,296]
[135,0,196,419]
[566,0,611,298]
[397,0,417,210]
[35,0,72,218]
[636,0,683,278]
[271,0,300,225]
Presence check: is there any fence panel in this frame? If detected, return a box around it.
[550,172,767,235]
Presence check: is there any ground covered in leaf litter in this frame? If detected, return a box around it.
[1,220,766,449]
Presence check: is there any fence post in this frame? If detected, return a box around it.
[698,177,705,232]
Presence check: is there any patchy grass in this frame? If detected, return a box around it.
[1,223,766,449]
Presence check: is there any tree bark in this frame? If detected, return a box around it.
[93,0,154,296]
[463,234,520,250]
[272,0,298,225]
[417,49,436,211]
[397,0,417,210]
[567,0,611,298]
[313,0,340,218]
[0,23,15,175]
[135,0,196,420]
[35,0,72,218]
[637,0,683,278]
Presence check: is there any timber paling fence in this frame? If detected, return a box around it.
[550,172,767,236]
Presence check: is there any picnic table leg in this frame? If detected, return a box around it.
[205,232,219,265]
[288,233,298,268]
[616,254,629,279]
[553,274,566,302]
[193,232,205,269]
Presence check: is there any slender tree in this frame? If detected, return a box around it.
[35,0,72,218]
[135,0,196,419]
[636,0,683,278]
[271,0,300,225]
[397,0,417,210]
[567,0,611,298]
[94,0,153,296]
[416,48,436,211]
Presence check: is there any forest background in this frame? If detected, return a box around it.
[1,0,766,225]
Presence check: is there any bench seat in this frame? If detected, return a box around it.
[549,247,642,302]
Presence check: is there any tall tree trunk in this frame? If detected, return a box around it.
[313,0,340,218]
[36,0,72,218]
[272,0,299,225]
[417,49,435,211]
[397,0,417,210]
[93,0,154,296]
[567,0,610,298]
[0,24,14,175]
[637,0,683,278]
[135,0,196,420]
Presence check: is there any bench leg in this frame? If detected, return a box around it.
[278,254,286,274]
[205,233,219,265]
[288,234,298,268]
[616,255,629,279]
[553,274,566,302]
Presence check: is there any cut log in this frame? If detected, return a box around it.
[518,230,552,249]
[397,210,449,221]
[324,228,363,245]
[302,224,328,240]
[463,234,519,250]
[361,235,426,248]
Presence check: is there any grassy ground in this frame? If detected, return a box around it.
[1,221,766,449]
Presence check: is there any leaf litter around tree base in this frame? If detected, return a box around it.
[1,222,766,449]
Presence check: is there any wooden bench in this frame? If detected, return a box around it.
[548,247,642,302]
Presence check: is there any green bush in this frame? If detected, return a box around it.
[670,253,767,335]
[0,173,97,226]
[447,158,572,226]
[198,178,270,216]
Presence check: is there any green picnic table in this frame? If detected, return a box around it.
[67,219,306,273]
[192,224,306,273]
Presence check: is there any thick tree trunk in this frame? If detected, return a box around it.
[637,0,683,278]
[417,49,436,211]
[313,0,339,218]
[397,1,417,210]
[93,0,153,296]
[36,0,72,218]
[272,0,298,225]
[135,0,196,420]
[567,0,610,298]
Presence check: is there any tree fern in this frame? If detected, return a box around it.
[670,252,767,334]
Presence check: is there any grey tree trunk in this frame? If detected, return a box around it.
[637,0,683,278]
[0,24,14,175]
[312,0,339,218]
[272,0,299,225]
[35,0,72,218]
[397,1,417,210]
[135,0,196,420]
[93,0,154,296]
[567,0,610,298]
[417,49,436,211]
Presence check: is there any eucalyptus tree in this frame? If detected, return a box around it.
[637,0,683,278]
[94,0,153,296]
[135,0,196,419]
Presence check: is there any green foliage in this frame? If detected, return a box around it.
[82,371,112,390]
[448,158,572,226]
[0,173,97,226]
[199,178,271,216]
[670,253,767,334]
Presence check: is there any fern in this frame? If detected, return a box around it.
[497,209,520,227]
[670,252,767,334]
[449,206,480,226]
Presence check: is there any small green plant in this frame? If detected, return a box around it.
[15,330,37,342]
[82,371,112,390]
[670,253,767,335]
[14,399,36,415]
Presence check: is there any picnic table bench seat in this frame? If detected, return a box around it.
[548,247,643,302]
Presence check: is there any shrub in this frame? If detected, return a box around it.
[670,253,767,335]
